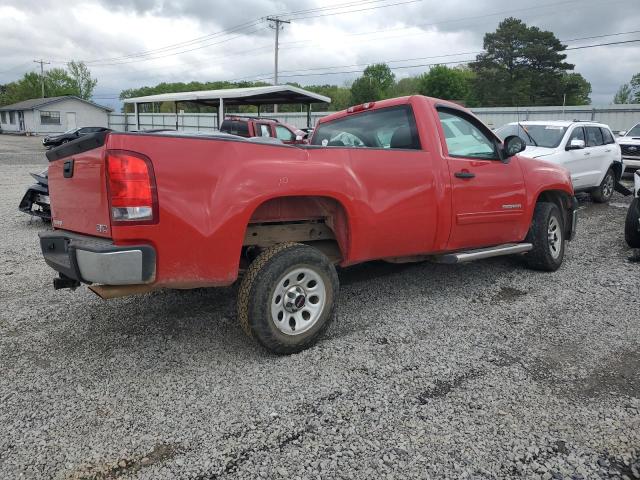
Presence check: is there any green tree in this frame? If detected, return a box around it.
[470,17,580,106]
[417,65,474,103]
[389,76,421,97]
[44,68,76,96]
[612,73,640,104]
[632,73,640,103]
[560,72,591,105]
[350,63,395,104]
[67,61,97,100]
[613,84,634,104]
[0,62,98,106]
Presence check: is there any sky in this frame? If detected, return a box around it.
[0,0,638,110]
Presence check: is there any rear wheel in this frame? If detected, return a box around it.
[591,169,615,203]
[625,198,640,248]
[237,242,338,355]
[524,202,565,271]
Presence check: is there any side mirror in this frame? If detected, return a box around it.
[567,139,585,150]
[619,131,627,137]
[503,135,526,157]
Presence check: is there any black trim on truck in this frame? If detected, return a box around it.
[45,130,110,162]
[39,230,156,286]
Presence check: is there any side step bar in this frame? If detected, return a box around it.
[434,243,533,264]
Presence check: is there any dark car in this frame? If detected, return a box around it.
[42,127,110,148]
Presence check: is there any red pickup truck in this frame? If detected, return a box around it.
[40,96,577,354]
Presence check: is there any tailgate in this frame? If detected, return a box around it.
[47,132,111,238]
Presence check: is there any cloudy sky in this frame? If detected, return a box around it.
[1,0,638,109]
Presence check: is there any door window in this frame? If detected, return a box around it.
[437,110,497,159]
[568,126,585,143]
[600,127,615,144]
[585,126,604,147]
[275,125,295,141]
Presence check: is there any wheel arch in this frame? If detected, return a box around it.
[242,194,353,263]
[533,189,574,238]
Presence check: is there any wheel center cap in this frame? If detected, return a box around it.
[284,285,306,313]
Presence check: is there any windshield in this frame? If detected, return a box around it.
[626,124,640,137]
[63,128,78,134]
[495,124,567,148]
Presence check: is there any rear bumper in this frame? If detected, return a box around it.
[39,230,156,285]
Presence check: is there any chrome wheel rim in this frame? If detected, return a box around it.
[602,174,614,199]
[271,267,326,336]
[548,216,562,259]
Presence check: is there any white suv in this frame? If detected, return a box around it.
[617,123,640,171]
[496,121,623,203]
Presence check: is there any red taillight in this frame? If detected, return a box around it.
[106,150,158,224]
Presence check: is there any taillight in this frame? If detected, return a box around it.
[106,150,158,224]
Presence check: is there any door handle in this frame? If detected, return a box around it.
[454,171,475,179]
[605,149,612,152]
[584,152,591,156]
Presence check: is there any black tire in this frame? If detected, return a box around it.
[625,198,640,248]
[591,169,615,203]
[524,202,565,271]
[237,242,339,355]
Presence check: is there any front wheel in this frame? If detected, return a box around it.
[237,242,339,355]
[524,202,565,271]
[591,169,615,203]
[625,198,640,248]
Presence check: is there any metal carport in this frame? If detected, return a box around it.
[122,85,331,131]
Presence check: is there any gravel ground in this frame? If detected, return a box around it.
[0,134,639,480]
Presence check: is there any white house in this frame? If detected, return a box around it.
[0,96,112,135]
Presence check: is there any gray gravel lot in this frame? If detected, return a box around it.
[0,134,639,480]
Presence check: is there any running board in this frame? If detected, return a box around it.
[433,243,533,264]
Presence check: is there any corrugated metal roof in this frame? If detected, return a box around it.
[122,85,331,105]
[0,95,112,112]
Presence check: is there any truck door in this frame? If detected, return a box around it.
[436,107,526,251]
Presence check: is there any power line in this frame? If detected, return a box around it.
[233,32,640,83]
[280,0,423,21]
[232,34,637,82]
[62,0,404,65]
[565,38,640,50]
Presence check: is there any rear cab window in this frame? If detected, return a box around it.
[311,105,421,150]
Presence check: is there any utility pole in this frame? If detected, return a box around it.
[33,59,50,98]
[266,16,290,114]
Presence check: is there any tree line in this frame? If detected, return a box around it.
[118,18,594,113]
[2,18,638,110]
[0,62,97,105]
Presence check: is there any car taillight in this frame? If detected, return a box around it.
[106,150,158,224]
